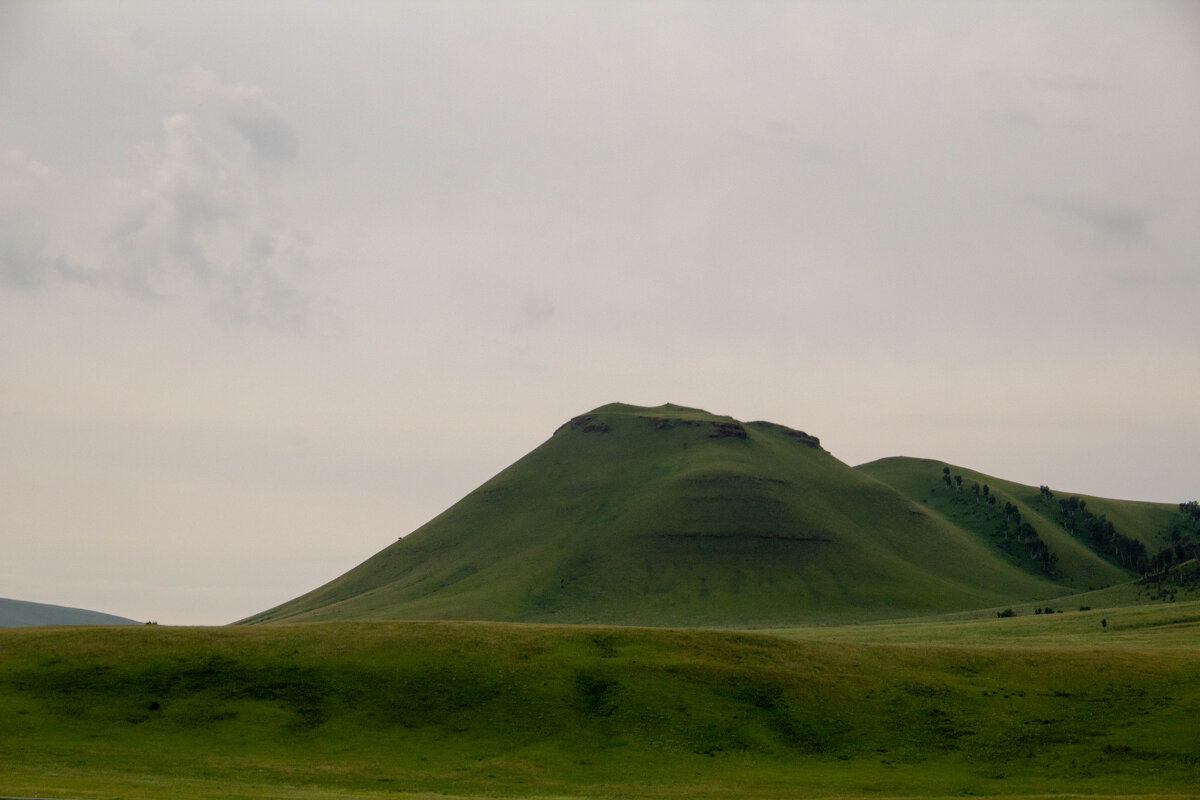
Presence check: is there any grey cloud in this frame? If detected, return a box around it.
[209,264,309,333]
[1109,265,1200,290]
[513,295,555,332]
[0,219,87,290]
[0,150,96,290]
[227,105,298,163]
[88,25,152,70]
[206,232,309,333]
[992,110,1037,128]
[1022,196,1151,244]
[1039,73,1115,94]
[3,148,53,180]
[1067,204,1148,243]
[178,66,299,165]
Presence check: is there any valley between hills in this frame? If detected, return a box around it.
[4,403,1197,800]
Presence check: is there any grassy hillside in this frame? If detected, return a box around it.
[857,457,1182,590]
[0,597,139,627]
[2,620,1198,800]
[247,403,1069,626]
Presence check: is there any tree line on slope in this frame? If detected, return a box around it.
[939,466,1058,575]
[937,467,1200,585]
[1037,487,1200,581]
[1146,500,1200,584]
[1038,487,1147,571]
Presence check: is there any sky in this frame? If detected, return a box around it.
[2,1,1198,625]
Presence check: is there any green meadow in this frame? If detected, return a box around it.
[772,596,1200,648]
[3,609,1198,800]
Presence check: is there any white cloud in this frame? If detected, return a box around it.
[0,67,310,330]
[105,112,309,330]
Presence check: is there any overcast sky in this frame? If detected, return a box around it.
[2,1,1198,625]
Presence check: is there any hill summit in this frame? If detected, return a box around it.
[245,402,1089,626]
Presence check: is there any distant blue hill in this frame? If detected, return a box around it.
[0,597,140,627]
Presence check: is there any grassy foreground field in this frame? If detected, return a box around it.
[3,616,1198,800]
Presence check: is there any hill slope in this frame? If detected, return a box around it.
[247,403,1073,626]
[0,597,139,627]
[856,456,1182,590]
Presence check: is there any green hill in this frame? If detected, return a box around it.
[856,456,1183,590]
[3,619,1197,799]
[247,403,1080,626]
[0,597,140,627]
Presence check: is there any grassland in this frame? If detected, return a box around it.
[772,596,1200,648]
[3,614,1198,800]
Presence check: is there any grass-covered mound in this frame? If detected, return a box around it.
[247,403,1072,626]
[2,619,1198,799]
[0,597,140,627]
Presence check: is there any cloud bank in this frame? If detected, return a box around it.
[1,68,308,331]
